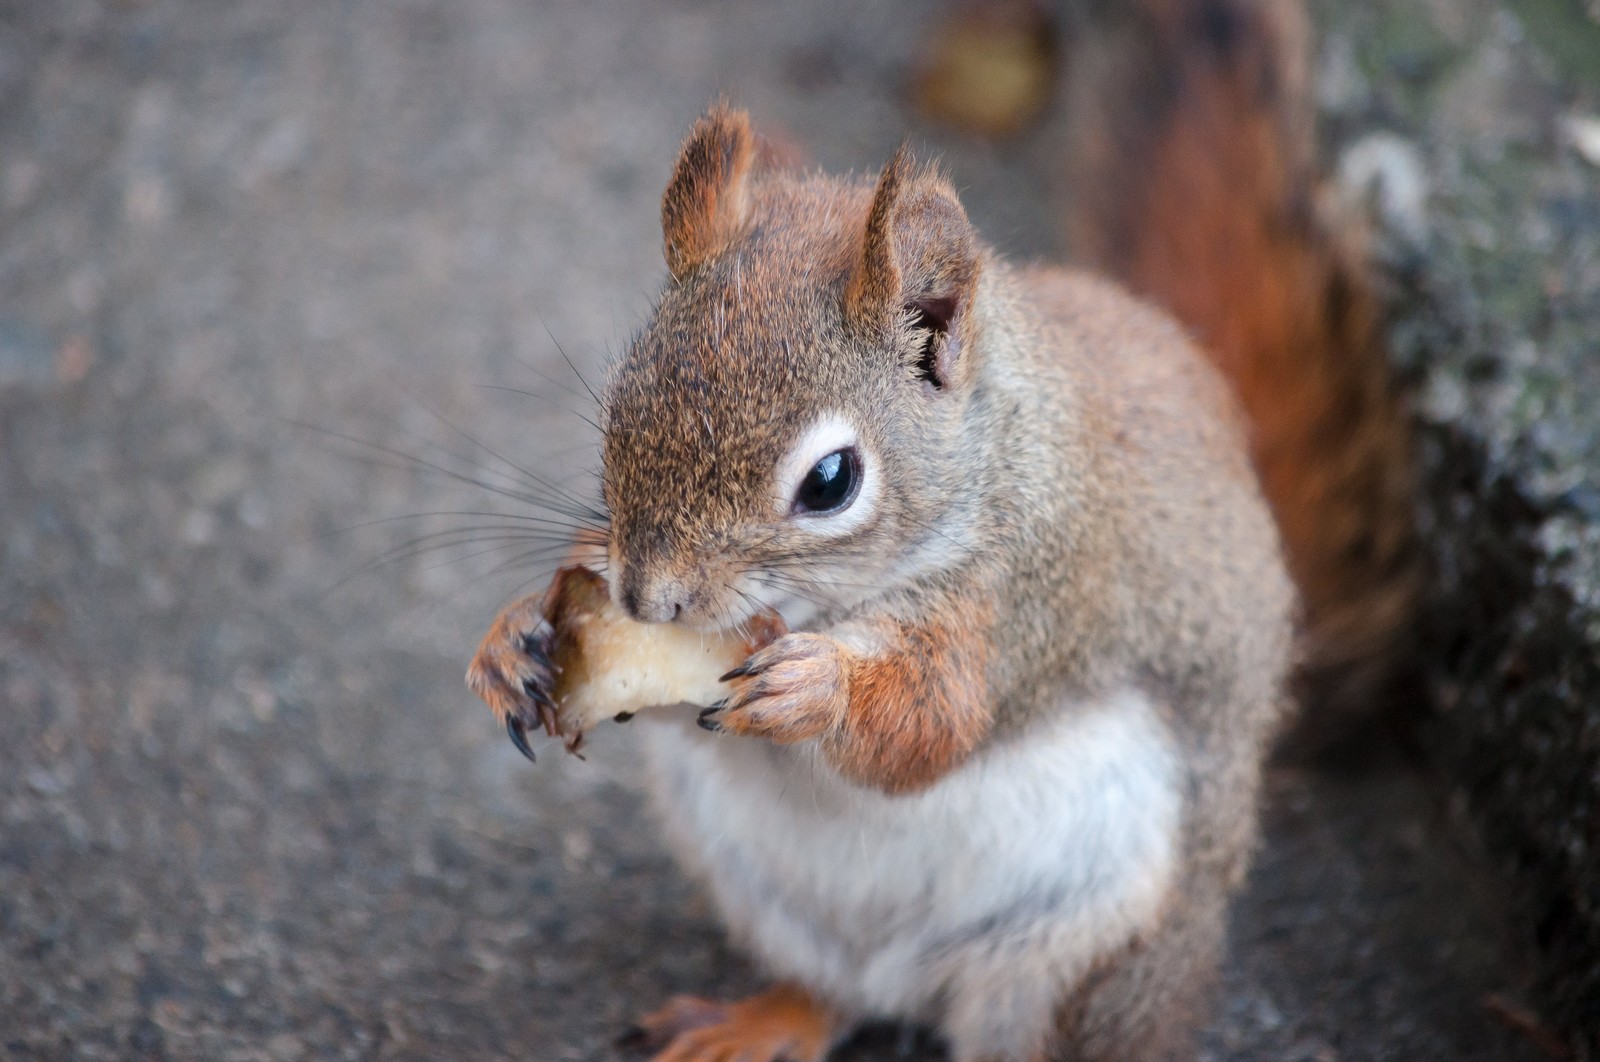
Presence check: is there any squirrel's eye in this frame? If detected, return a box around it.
[793,448,860,515]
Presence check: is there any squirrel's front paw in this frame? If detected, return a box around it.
[699,632,850,744]
[465,593,559,762]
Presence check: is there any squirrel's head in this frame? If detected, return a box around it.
[601,106,988,630]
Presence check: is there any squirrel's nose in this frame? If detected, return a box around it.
[618,569,691,624]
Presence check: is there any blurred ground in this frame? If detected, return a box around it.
[0,1,1569,1059]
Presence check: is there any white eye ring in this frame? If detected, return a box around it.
[773,415,877,537]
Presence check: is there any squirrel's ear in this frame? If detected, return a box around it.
[662,105,756,281]
[845,147,980,389]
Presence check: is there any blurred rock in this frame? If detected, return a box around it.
[1566,113,1600,168]
[1338,131,1430,244]
[911,0,1057,138]
[1324,0,1600,1055]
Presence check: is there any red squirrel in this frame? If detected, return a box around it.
[465,0,1416,1057]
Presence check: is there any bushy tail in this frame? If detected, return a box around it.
[1062,0,1420,747]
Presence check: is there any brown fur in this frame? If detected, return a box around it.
[845,145,981,346]
[600,110,1290,1056]
[662,104,757,281]
[1063,0,1420,745]
[844,143,913,326]
[1010,266,1290,1058]
[470,89,1295,1061]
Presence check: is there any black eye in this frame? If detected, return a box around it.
[793,448,860,515]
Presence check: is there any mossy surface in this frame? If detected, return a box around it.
[1324,0,1600,1052]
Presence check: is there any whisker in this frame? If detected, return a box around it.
[405,391,608,522]
[761,566,898,599]
[413,538,575,575]
[332,529,572,587]
[475,544,583,582]
[315,510,608,543]
[282,418,605,526]
[500,330,596,409]
[477,384,605,435]
[540,317,603,408]
[490,562,576,612]
[728,585,771,641]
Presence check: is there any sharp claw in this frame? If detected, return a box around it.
[525,682,555,710]
[505,717,537,762]
[536,700,561,737]
[522,636,552,669]
[697,701,726,732]
[522,683,561,736]
[718,663,756,682]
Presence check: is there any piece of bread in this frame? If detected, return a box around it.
[543,566,786,740]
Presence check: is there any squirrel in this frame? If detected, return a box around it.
[465,0,1416,1058]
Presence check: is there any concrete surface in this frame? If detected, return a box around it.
[0,1,1576,1058]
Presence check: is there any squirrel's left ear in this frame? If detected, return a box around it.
[845,147,981,390]
[662,105,757,281]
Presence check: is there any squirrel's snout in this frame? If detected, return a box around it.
[617,567,694,624]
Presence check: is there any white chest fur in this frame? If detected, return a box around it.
[640,690,1182,1061]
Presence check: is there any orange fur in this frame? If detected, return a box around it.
[1064,0,1419,738]
[713,632,853,744]
[711,599,995,794]
[628,983,836,1062]
[827,604,996,793]
[465,593,557,736]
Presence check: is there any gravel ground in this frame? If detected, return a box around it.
[0,2,1560,1059]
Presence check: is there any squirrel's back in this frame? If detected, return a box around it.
[1013,262,1294,820]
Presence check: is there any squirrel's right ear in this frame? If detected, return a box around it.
[845,148,980,389]
[662,106,756,281]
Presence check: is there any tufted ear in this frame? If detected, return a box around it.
[661,105,757,281]
[844,147,981,390]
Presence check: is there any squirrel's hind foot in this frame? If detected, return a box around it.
[619,984,835,1062]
